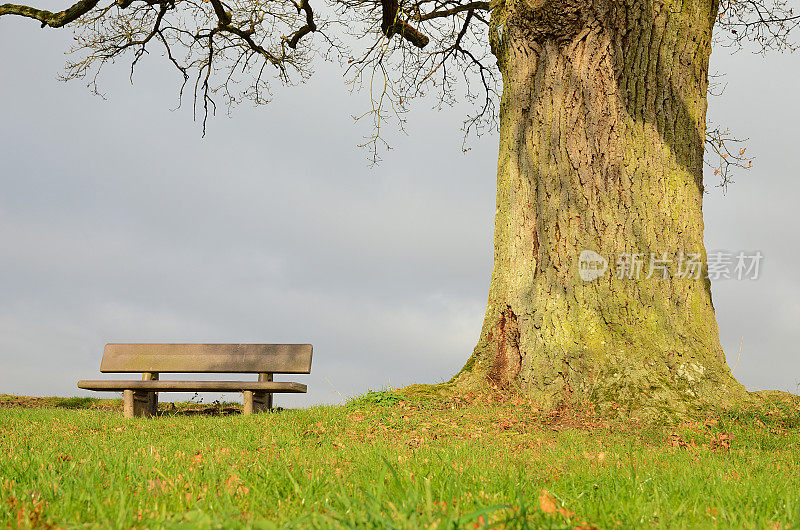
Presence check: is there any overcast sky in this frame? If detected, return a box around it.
[1,10,799,408]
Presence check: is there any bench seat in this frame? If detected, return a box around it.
[78,380,307,392]
[78,343,312,417]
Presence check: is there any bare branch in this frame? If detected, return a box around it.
[0,0,99,27]
[380,0,429,48]
[413,1,489,22]
[716,0,800,51]
[705,124,754,192]
[286,0,316,49]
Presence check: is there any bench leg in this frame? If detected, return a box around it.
[142,372,158,415]
[243,390,271,415]
[123,390,158,418]
[258,373,273,411]
[148,391,158,415]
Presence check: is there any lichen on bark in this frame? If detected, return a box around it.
[455,0,750,417]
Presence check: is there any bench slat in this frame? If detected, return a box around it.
[99,344,312,374]
[77,380,307,392]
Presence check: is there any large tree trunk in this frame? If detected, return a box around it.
[454,0,748,415]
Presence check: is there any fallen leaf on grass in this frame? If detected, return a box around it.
[539,490,573,518]
[408,437,423,449]
[670,433,689,448]
[7,495,49,529]
[710,433,732,451]
[301,422,327,436]
[225,474,250,496]
[147,479,170,493]
[582,451,606,463]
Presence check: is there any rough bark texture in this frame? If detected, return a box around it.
[455,0,749,416]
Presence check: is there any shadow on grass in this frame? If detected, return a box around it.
[0,394,289,417]
[53,397,96,409]
[156,403,287,417]
[157,404,242,417]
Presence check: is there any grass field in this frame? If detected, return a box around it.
[1,390,799,529]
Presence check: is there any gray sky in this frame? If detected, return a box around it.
[1,12,799,408]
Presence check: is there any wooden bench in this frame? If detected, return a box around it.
[78,343,312,418]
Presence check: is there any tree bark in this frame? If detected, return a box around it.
[454,0,749,415]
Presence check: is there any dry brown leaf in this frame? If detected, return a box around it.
[224,474,250,496]
[539,490,558,515]
[582,451,606,463]
[147,479,170,492]
[670,433,689,449]
[711,432,732,451]
[539,490,573,518]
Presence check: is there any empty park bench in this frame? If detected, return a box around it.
[78,343,312,418]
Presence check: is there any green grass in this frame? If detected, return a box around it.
[1,391,799,528]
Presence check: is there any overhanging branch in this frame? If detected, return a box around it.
[412,1,489,21]
[381,0,429,48]
[0,0,98,27]
[286,0,316,49]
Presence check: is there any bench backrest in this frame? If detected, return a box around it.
[100,344,313,374]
